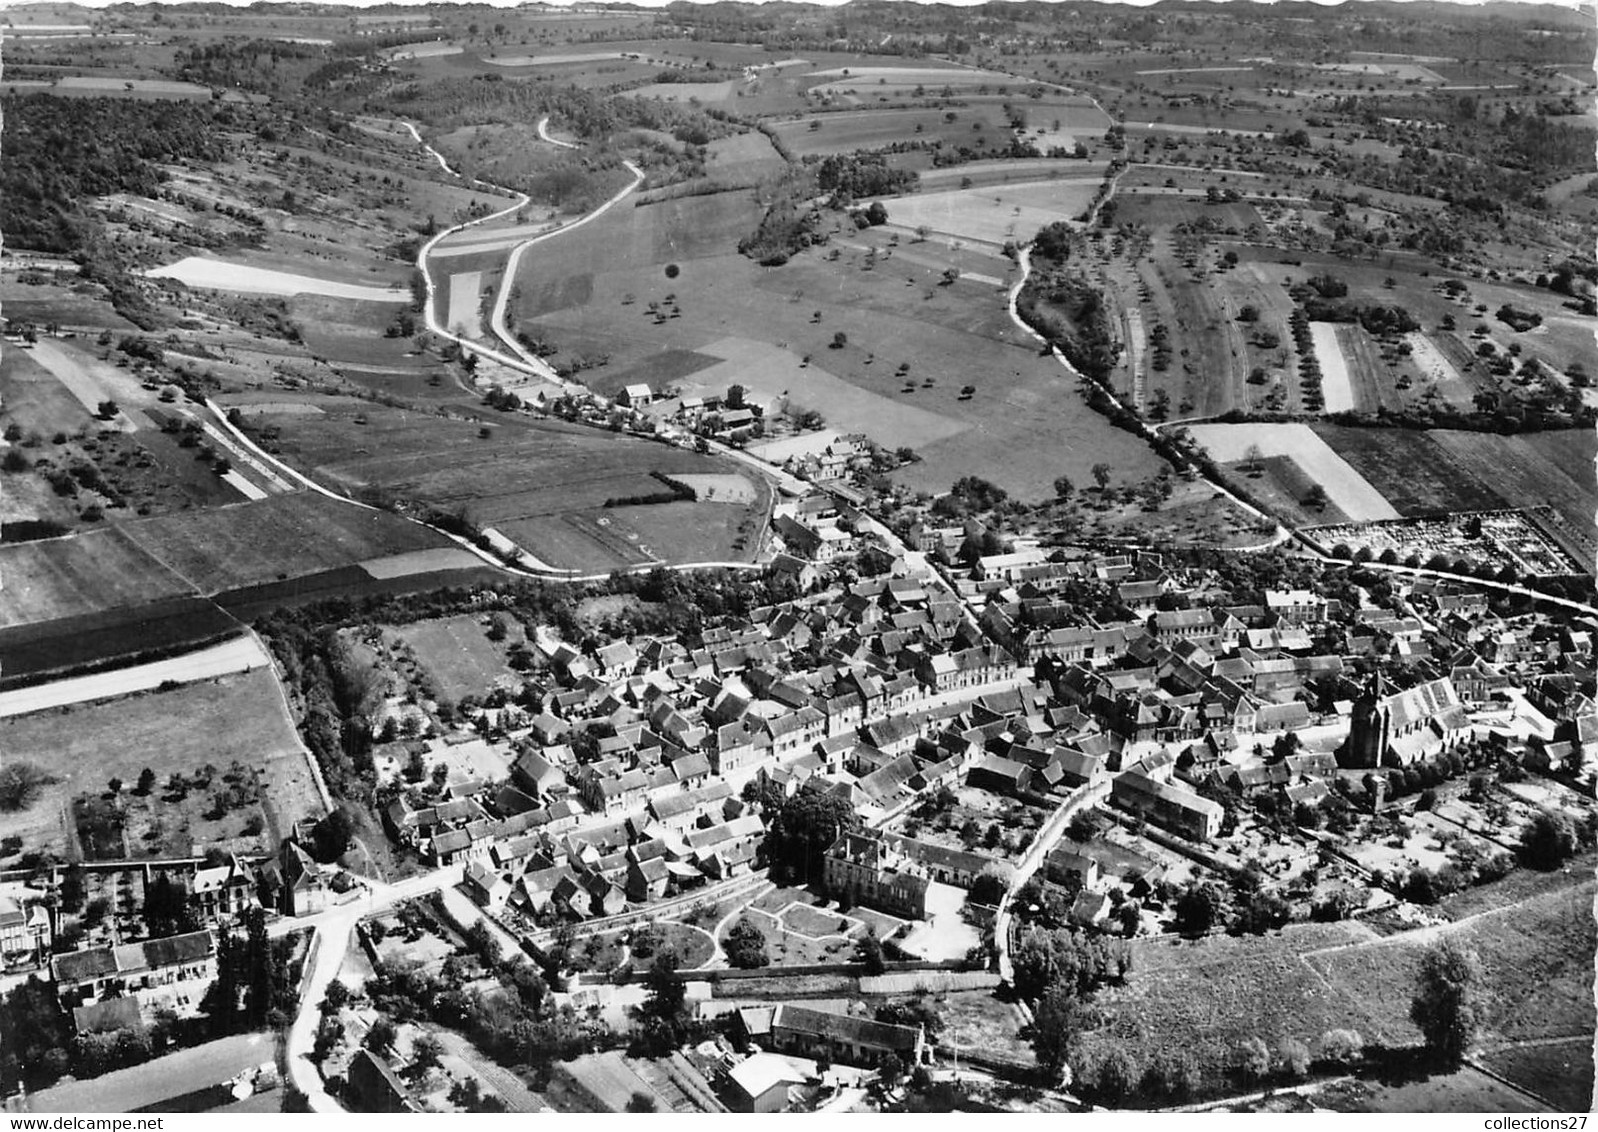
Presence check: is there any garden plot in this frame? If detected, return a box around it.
[882,181,1101,246]
[1186,423,1400,520]
[146,257,412,303]
[446,271,485,338]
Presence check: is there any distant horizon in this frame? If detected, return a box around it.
[2,0,1592,13]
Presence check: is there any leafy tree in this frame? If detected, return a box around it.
[1030,984,1083,1079]
[1052,475,1074,502]
[107,777,123,796]
[1319,1028,1364,1065]
[967,866,1009,907]
[1174,881,1225,936]
[1091,463,1112,490]
[1078,1044,1141,1105]
[626,1092,658,1112]
[0,762,51,812]
[768,792,859,881]
[723,918,769,969]
[830,331,848,349]
[143,873,199,939]
[877,1050,906,1088]
[726,384,747,410]
[366,1016,398,1053]
[1410,939,1483,1065]
[874,997,942,1038]
[410,1031,444,1075]
[1236,1035,1272,1086]
[1279,1037,1311,1079]
[1519,809,1577,870]
[855,928,887,975]
[135,768,156,796]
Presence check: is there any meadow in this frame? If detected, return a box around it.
[385,613,523,706]
[0,667,321,859]
[254,397,769,572]
[511,196,1160,500]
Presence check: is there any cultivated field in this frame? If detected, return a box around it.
[1313,425,1598,539]
[254,397,768,572]
[0,525,193,625]
[119,490,456,595]
[882,178,1103,246]
[1185,423,1400,520]
[0,667,321,859]
[146,257,412,302]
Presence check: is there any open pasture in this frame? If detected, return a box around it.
[1479,1038,1592,1112]
[0,666,320,860]
[703,131,786,182]
[1304,873,1596,1048]
[769,106,1021,158]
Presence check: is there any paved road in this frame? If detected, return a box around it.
[0,633,272,718]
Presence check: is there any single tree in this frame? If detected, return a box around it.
[1410,939,1483,1065]
[1030,984,1084,1079]
[855,928,887,975]
[1053,475,1074,502]
[1091,463,1112,490]
[724,918,770,969]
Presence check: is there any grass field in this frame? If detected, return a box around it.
[1303,874,1596,1047]
[386,613,523,706]
[1478,1038,1593,1112]
[23,1033,281,1114]
[121,490,455,594]
[0,667,321,859]
[0,526,194,626]
[1077,922,1385,1086]
[257,397,767,571]
[512,196,1160,500]
[1317,1066,1554,1114]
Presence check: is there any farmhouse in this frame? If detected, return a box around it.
[52,930,217,1024]
[768,1004,928,1068]
[726,1053,805,1113]
[1111,770,1223,842]
[618,383,654,406]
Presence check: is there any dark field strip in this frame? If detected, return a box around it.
[215,564,506,621]
[0,597,242,687]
